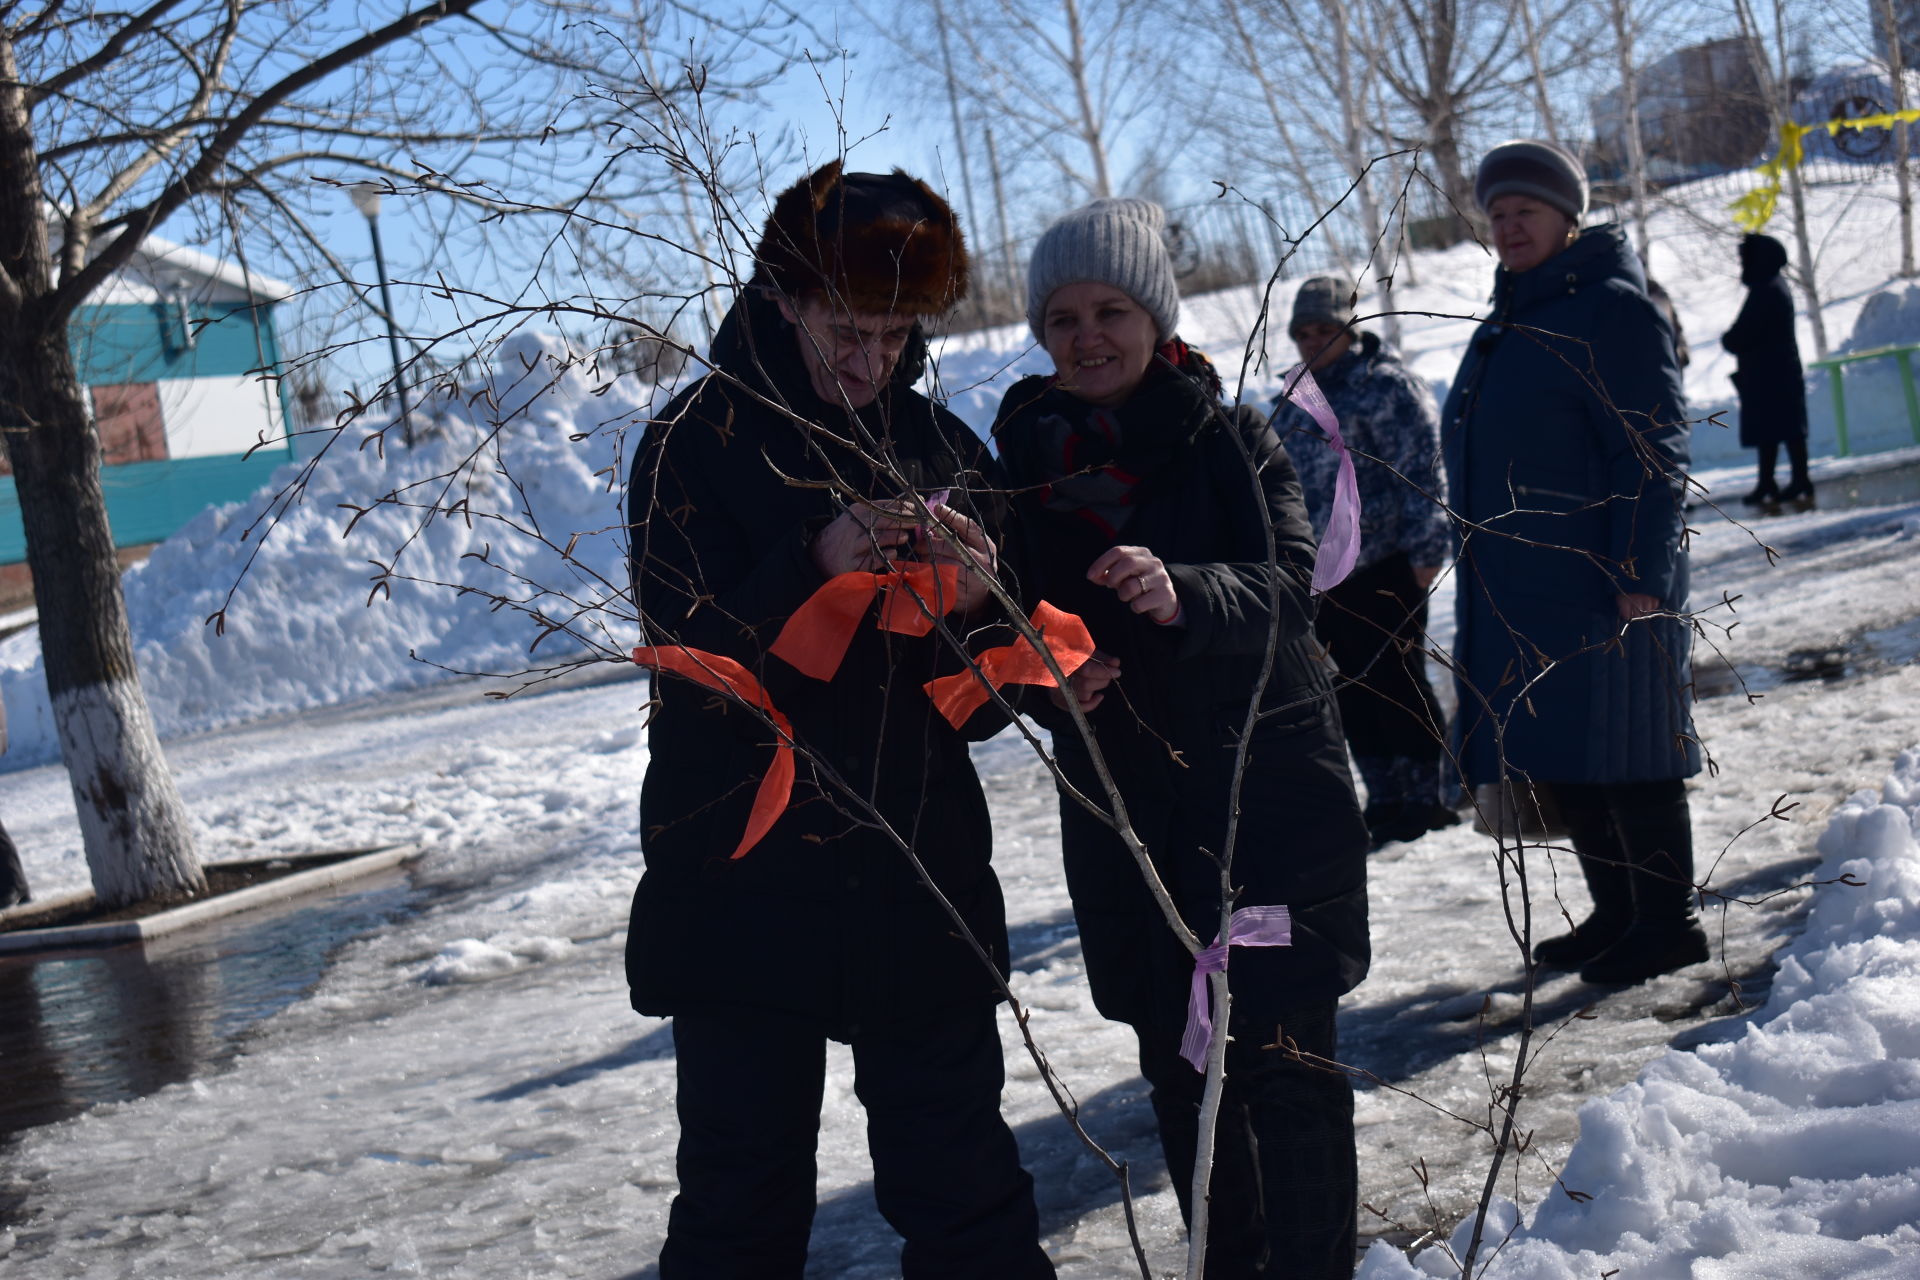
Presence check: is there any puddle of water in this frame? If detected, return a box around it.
[0,870,420,1144]
[1695,615,1918,701]
[1860,615,1920,669]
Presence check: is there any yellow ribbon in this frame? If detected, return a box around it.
[1732,110,1920,233]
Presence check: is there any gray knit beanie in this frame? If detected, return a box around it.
[1475,139,1589,221]
[1025,197,1180,342]
[1290,276,1357,333]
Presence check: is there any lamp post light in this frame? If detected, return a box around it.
[348,182,414,446]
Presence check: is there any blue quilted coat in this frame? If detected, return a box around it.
[1441,223,1702,787]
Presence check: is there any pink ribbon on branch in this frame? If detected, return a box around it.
[1179,904,1294,1072]
[1278,363,1361,593]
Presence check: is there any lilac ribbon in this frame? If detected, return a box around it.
[1178,904,1294,1072]
[1278,363,1361,594]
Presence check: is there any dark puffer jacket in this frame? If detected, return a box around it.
[1722,234,1808,448]
[1442,223,1701,788]
[995,372,1370,1031]
[625,289,1013,1038]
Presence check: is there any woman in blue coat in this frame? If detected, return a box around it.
[1443,140,1705,986]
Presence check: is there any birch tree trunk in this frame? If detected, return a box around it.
[0,38,202,906]
[1609,0,1652,263]
[1735,0,1830,357]
[1882,0,1917,279]
[1515,0,1562,142]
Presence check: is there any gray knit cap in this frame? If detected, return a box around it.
[1289,276,1357,333]
[1475,139,1589,221]
[1025,197,1180,342]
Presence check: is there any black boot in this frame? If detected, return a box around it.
[1356,754,1413,849]
[1776,478,1815,512]
[1741,444,1779,507]
[1532,783,1634,969]
[1579,916,1709,984]
[0,820,27,910]
[1778,437,1814,511]
[1578,782,1708,984]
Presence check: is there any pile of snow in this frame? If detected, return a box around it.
[4,166,1913,771]
[1361,749,1920,1278]
[0,333,646,768]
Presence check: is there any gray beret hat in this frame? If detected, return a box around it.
[1025,197,1180,342]
[1290,276,1357,332]
[1475,139,1589,221]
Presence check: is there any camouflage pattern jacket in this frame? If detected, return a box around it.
[1271,331,1450,573]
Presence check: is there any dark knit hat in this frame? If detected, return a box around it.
[1025,198,1180,341]
[1738,233,1789,276]
[1475,139,1589,221]
[752,161,969,315]
[1290,276,1357,333]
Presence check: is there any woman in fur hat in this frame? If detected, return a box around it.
[627,162,1053,1278]
[994,198,1370,1278]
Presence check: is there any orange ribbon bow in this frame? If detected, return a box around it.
[769,563,962,681]
[923,601,1097,729]
[631,645,795,861]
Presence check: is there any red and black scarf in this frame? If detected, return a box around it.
[996,340,1224,538]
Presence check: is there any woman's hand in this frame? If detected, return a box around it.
[811,502,914,577]
[919,504,999,615]
[1088,545,1181,624]
[1050,650,1120,714]
[1616,592,1661,620]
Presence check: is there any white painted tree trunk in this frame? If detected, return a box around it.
[57,680,202,906]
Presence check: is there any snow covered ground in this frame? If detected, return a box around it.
[2,168,1919,1277]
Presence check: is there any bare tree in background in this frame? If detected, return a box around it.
[858,0,1171,212]
[1200,0,1420,341]
[1609,0,1655,261]
[1732,0,1830,357]
[1877,0,1917,278]
[1362,0,1524,237]
[0,0,797,909]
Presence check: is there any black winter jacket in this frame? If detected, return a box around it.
[1722,264,1808,448]
[995,371,1370,1031]
[625,289,1013,1037]
[1442,223,1701,788]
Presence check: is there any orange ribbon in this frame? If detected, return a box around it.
[632,645,795,861]
[923,601,1097,729]
[769,563,963,681]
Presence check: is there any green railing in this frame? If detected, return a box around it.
[1807,342,1920,457]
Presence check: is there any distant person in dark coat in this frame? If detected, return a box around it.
[1722,233,1811,510]
[996,198,1369,1278]
[1444,140,1706,987]
[626,162,1052,1278]
[0,690,28,909]
[1274,275,1458,849]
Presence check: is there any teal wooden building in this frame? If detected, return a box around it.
[0,234,294,567]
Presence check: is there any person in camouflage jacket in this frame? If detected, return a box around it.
[1272,277,1457,847]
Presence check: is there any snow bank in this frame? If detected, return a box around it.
[0,333,646,769]
[6,166,1913,770]
[1360,749,1920,1279]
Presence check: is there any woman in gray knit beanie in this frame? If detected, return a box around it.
[993,199,1370,1278]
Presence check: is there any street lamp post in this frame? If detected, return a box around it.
[348,183,414,447]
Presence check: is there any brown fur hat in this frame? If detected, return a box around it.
[752,161,969,316]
